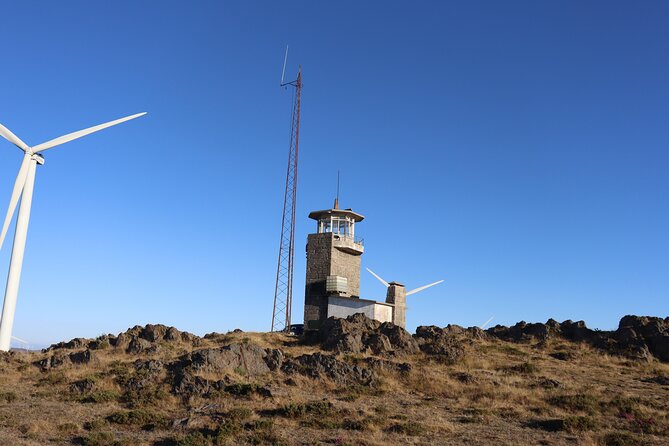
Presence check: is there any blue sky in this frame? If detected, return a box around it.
[0,1,667,347]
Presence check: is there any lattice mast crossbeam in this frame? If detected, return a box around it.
[272,67,302,332]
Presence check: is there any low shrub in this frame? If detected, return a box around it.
[0,391,17,403]
[177,431,210,446]
[279,400,333,418]
[511,362,539,374]
[548,393,599,414]
[107,409,167,427]
[562,415,596,432]
[81,390,119,404]
[387,421,425,436]
[226,407,252,421]
[80,431,116,446]
[602,431,646,446]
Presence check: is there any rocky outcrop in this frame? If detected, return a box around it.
[167,343,282,398]
[319,313,419,355]
[46,324,201,355]
[281,352,376,386]
[36,349,97,370]
[414,326,466,364]
[487,315,669,362]
[176,343,281,377]
[113,324,200,353]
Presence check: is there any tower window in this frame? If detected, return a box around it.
[317,215,356,237]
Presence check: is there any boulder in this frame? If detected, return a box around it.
[319,313,419,355]
[36,349,97,370]
[282,352,376,386]
[46,337,90,351]
[186,343,271,376]
[414,326,465,364]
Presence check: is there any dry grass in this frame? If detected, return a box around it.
[0,331,668,445]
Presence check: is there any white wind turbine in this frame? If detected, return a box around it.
[0,112,146,351]
[366,268,444,297]
[366,267,444,328]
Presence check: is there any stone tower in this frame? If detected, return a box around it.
[304,201,364,331]
[385,283,407,328]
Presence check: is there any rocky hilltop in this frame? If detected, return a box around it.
[0,314,667,445]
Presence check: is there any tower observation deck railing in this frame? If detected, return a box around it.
[333,233,364,246]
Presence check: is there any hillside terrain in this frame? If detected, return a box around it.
[0,314,668,446]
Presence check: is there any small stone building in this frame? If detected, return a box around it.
[303,200,397,331]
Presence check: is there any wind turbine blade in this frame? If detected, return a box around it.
[480,316,494,329]
[0,155,30,250]
[11,335,28,344]
[406,280,444,296]
[0,123,30,152]
[32,112,147,153]
[366,268,389,287]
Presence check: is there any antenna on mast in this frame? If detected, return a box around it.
[280,45,289,86]
[334,171,340,209]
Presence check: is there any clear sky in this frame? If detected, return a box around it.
[0,1,667,347]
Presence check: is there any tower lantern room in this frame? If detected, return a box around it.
[311,205,363,239]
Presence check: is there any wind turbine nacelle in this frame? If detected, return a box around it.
[32,154,45,165]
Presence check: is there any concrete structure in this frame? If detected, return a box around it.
[327,296,393,323]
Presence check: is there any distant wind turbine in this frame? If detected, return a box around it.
[480,316,494,329]
[0,112,147,351]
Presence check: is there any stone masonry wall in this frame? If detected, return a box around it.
[330,247,361,298]
[304,232,363,330]
[304,233,332,330]
[386,285,407,328]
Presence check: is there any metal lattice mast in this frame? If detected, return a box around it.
[272,67,302,332]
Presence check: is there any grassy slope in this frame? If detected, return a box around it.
[0,330,668,446]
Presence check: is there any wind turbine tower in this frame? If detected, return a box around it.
[271,53,302,332]
[0,112,146,351]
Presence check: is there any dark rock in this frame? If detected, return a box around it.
[487,315,669,363]
[617,316,669,362]
[641,375,669,386]
[453,372,477,384]
[281,352,376,386]
[70,349,96,365]
[527,418,565,432]
[135,359,164,374]
[127,338,153,354]
[141,324,168,342]
[264,349,284,371]
[414,326,465,364]
[185,343,271,376]
[173,372,220,396]
[122,359,165,392]
[487,320,561,342]
[46,337,90,351]
[549,351,573,361]
[379,322,420,354]
[364,357,412,374]
[224,383,272,398]
[319,313,419,355]
[560,320,592,342]
[70,378,95,394]
[35,349,96,370]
